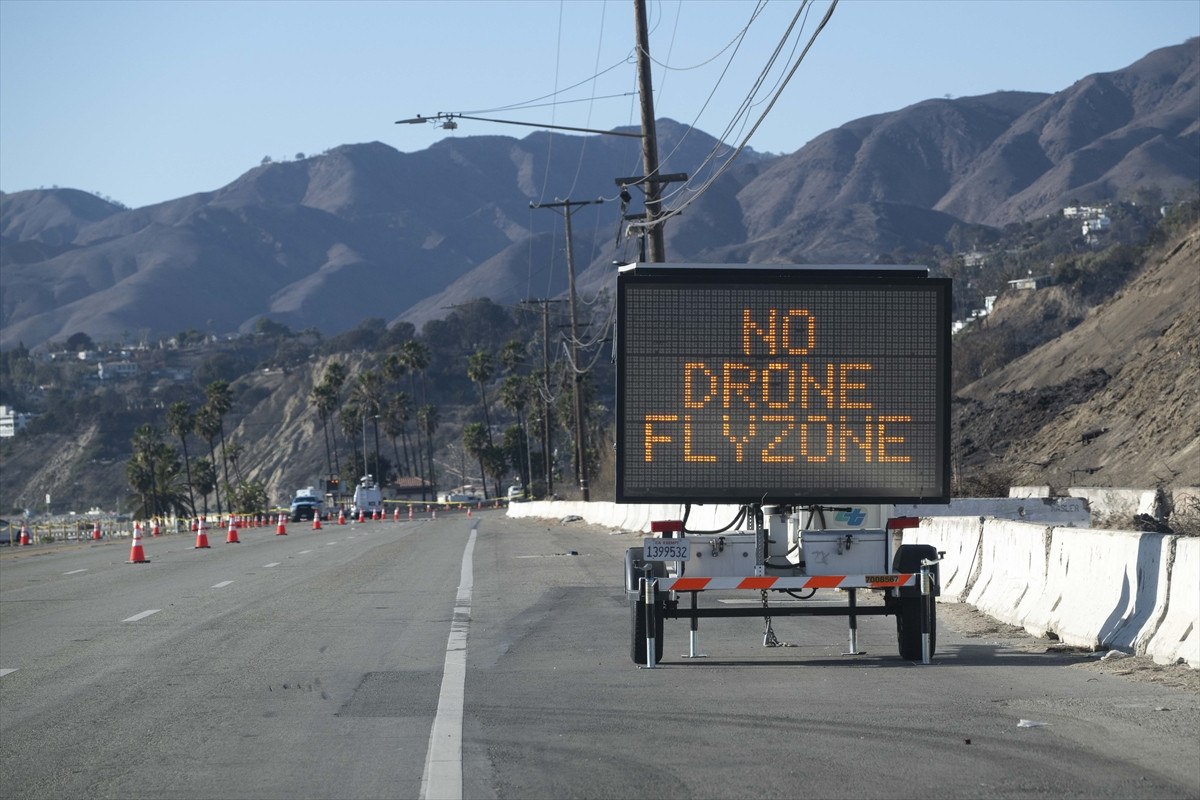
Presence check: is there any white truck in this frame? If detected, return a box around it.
[615,263,951,666]
[350,475,384,519]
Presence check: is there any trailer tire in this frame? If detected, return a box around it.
[893,544,938,661]
[630,597,665,665]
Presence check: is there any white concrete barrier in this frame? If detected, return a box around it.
[902,517,983,602]
[1143,536,1199,668]
[1037,528,1168,652]
[897,497,1090,526]
[1009,486,1053,498]
[965,520,1053,635]
[1069,487,1162,524]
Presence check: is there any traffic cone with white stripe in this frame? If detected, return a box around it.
[276,514,287,536]
[194,518,211,549]
[226,516,240,544]
[393,507,400,521]
[151,519,161,537]
[19,522,31,546]
[467,506,472,518]
[312,513,322,531]
[93,520,103,540]
[358,509,365,523]
[338,508,345,525]
[408,506,413,520]
[129,522,149,563]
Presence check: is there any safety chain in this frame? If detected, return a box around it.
[761,589,792,647]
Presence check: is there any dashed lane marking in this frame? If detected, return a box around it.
[264,562,280,568]
[122,610,161,622]
[0,669,16,677]
[211,580,234,589]
[64,569,87,575]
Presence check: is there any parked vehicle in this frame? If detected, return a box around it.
[350,475,384,518]
[289,487,325,522]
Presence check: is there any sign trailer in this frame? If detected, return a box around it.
[616,264,951,666]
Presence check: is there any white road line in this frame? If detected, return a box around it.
[420,527,476,800]
[211,580,234,589]
[326,541,338,546]
[122,609,161,622]
[263,562,280,568]
[63,569,87,575]
[298,549,312,554]
[0,668,16,677]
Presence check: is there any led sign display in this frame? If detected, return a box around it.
[616,266,951,503]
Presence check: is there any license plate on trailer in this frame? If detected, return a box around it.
[643,538,690,561]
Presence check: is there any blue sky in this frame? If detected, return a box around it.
[1,0,1196,210]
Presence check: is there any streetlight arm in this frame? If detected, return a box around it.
[396,113,642,138]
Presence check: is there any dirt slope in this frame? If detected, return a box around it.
[955,223,1199,488]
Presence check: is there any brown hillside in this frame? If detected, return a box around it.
[955,222,1200,488]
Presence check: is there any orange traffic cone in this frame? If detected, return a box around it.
[338,508,346,525]
[226,516,240,543]
[194,518,211,549]
[393,507,400,521]
[129,522,149,563]
[190,518,198,533]
[467,507,472,518]
[431,508,437,520]
[19,522,31,546]
[151,519,160,537]
[408,506,413,520]
[358,509,365,523]
[276,514,287,536]
[312,513,322,531]
[93,520,103,540]
[372,508,379,521]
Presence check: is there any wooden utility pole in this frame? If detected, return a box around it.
[633,0,666,263]
[520,297,562,497]
[529,198,603,501]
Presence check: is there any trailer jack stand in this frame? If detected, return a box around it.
[681,592,707,658]
[842,588,865,656]
[761,590,794,648]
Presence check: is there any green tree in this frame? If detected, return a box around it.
[191,456,217,517]
[204,380,234,500]
[417,403,439,500]
[463,422,490,499]
[194,405,224,514]
[165,400,197,514]
[466,349,497,448]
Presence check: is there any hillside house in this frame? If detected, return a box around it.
[97,361,139,380]
[0,405,34,438]
[1007,275,1052,291]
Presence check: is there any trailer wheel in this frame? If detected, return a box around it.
[896,595,936,660]
[893,544,939,661]
[630,596,665,665]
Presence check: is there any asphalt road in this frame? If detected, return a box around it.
[1,511,1197,800]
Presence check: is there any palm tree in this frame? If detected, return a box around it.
[417,403,438,500]
[384,393,413,477]
[350,370,385,476]
[194,404,224,514]
[499,338,525,373]
[398,340,432,494]
[165,400,196,514]
[467,349,497,448]
[499,374,532,497]
[338,403,364,483]
[192,456,216,517]
[462,422,489,499]
[310,381,339,479]
[322,361,348,475]
[204,380,234,498]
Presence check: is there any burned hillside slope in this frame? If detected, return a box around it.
[953,221,1200,490]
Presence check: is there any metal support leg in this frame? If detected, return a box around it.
[843,588,864,655]
[681,591,707,658]
[919,564,931,665]
[642,577,658,669]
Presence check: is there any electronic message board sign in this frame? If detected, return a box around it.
[616,265,951,504]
